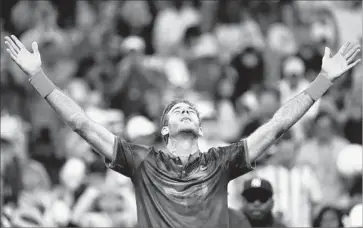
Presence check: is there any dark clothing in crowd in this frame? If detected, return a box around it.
[105,137,253,228]
[2,156,23,205]
[344,118,362,144]
[228,209,252,228]
[231,47,265,102]
[245,212,287,227]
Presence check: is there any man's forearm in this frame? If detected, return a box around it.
[45,88,88,131]
[271,72,333,138]
[247,91,314,161]
[270,91,314,139]
[29,68,88,130]
[30,69,115,159]
[247,73,332,161]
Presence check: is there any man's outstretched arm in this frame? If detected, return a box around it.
[246,42,361,162]
[4,35,115,160]
[46,88,115,160]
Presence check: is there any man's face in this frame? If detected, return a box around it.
[163,103,201,138]
[242,189,273,220]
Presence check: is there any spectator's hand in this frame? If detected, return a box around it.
[4,35,41,76]
[321,42,361,81]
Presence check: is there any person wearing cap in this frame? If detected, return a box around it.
[241,178,286,227]
[4,34,361,228]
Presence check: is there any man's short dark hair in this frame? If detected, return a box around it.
[160,99,200,144]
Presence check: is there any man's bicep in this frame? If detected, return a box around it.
[76,119,115,160]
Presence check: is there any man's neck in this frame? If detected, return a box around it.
[166,134,199,158]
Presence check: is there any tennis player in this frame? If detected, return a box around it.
[4,35,360,228]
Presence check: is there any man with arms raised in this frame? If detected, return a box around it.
[4,35,361,228]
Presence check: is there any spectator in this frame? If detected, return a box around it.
[336,144,362,207]
[241,178,286,227]
[1,115,24,208]
[265,23,298,82]
[313,206,345,227]
[1,29,28,119]
[117,0,158,55]
[231,131,323,227]
[228,207,252,228]
[239,86,281,140]
[108,36,168,118]
[9,1,37,35]
[296,111,350,208]
[230,46,265,102]
[297,43,323,82]
[342,88,362,144]
[153,0,201,56]
[71,170,137,227]
[187,32,222,95]
[14,1,76,138]
[125,115,157,145]
[279,55,321,140]
[51,158,88,211]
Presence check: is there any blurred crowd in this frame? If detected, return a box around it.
[0,0,362,227]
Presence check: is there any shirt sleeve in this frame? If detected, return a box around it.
[104,136,150,177]
[217,139,254,181]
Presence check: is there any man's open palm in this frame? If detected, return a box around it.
[5,35,42,76]
[322,42,361,80]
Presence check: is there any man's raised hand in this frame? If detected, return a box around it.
[4,35,42,76]
[321,42,361,81]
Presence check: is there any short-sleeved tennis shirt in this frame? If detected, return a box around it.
[105,137,253,228]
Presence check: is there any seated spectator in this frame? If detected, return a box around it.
[241,178,286,227]
[313,206,345,227]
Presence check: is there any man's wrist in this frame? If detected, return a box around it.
[29,69,57,98]
[305,72,333,101]
[29,68,43,78]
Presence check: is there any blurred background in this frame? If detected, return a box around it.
[0,0,362,227]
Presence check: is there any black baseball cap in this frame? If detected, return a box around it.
[242,177,273,196]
